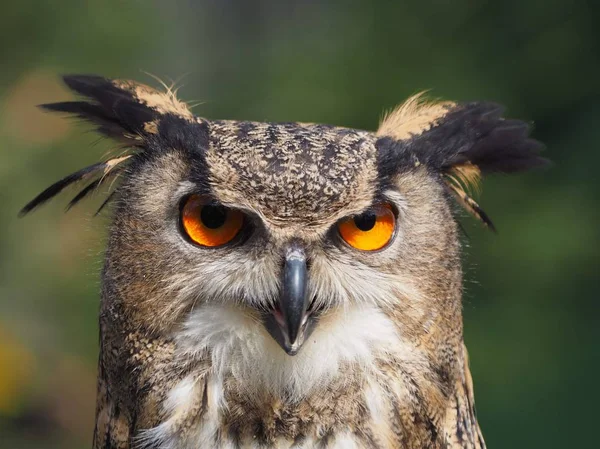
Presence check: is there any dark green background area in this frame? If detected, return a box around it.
[0,1,597,448]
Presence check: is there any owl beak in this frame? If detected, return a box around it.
[263,247,315,356]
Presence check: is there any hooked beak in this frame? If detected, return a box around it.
[263,246,317,355]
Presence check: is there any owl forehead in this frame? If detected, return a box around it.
[204,120,379,225]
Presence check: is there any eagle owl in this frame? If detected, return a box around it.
[21,75,546,449]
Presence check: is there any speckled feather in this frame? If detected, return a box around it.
[20,75,548,449]
[207,121,377,226]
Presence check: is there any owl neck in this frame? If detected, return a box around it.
[95,294,485,448]
[118,302,484,448]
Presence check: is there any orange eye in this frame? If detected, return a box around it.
[337,203,396,251]
[181,195,244,247]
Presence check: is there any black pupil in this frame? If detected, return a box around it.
[201,205,228,229]
[354,212,377,231]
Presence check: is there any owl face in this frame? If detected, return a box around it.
[21,76,546,371]
[105,119,460,358]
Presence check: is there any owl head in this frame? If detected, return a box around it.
[21,76,546,396]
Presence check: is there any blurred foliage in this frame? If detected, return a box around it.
[0,0,598,448]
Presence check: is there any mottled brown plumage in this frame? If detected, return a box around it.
[21,75,547,449]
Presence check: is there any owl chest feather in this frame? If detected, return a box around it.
[145,374,433,449]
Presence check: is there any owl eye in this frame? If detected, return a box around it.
[337,203,396,251]
[181,195,244,247]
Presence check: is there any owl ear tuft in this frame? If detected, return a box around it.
[40,74,194,145]
[21,75,200,216]
[377,97,549,230]
[436,102,548,230]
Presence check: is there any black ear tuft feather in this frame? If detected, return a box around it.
[19,155,131,217]
[40,75,159,144]
[41,101,137,144]
[418,101,550,174]
[19,162,106,216]
[65,178,104,212]
[65,163,123,212]
[94,190,118,216]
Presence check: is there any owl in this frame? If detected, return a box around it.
[21,75,547,449]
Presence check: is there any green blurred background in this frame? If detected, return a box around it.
[1,1,598,447]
